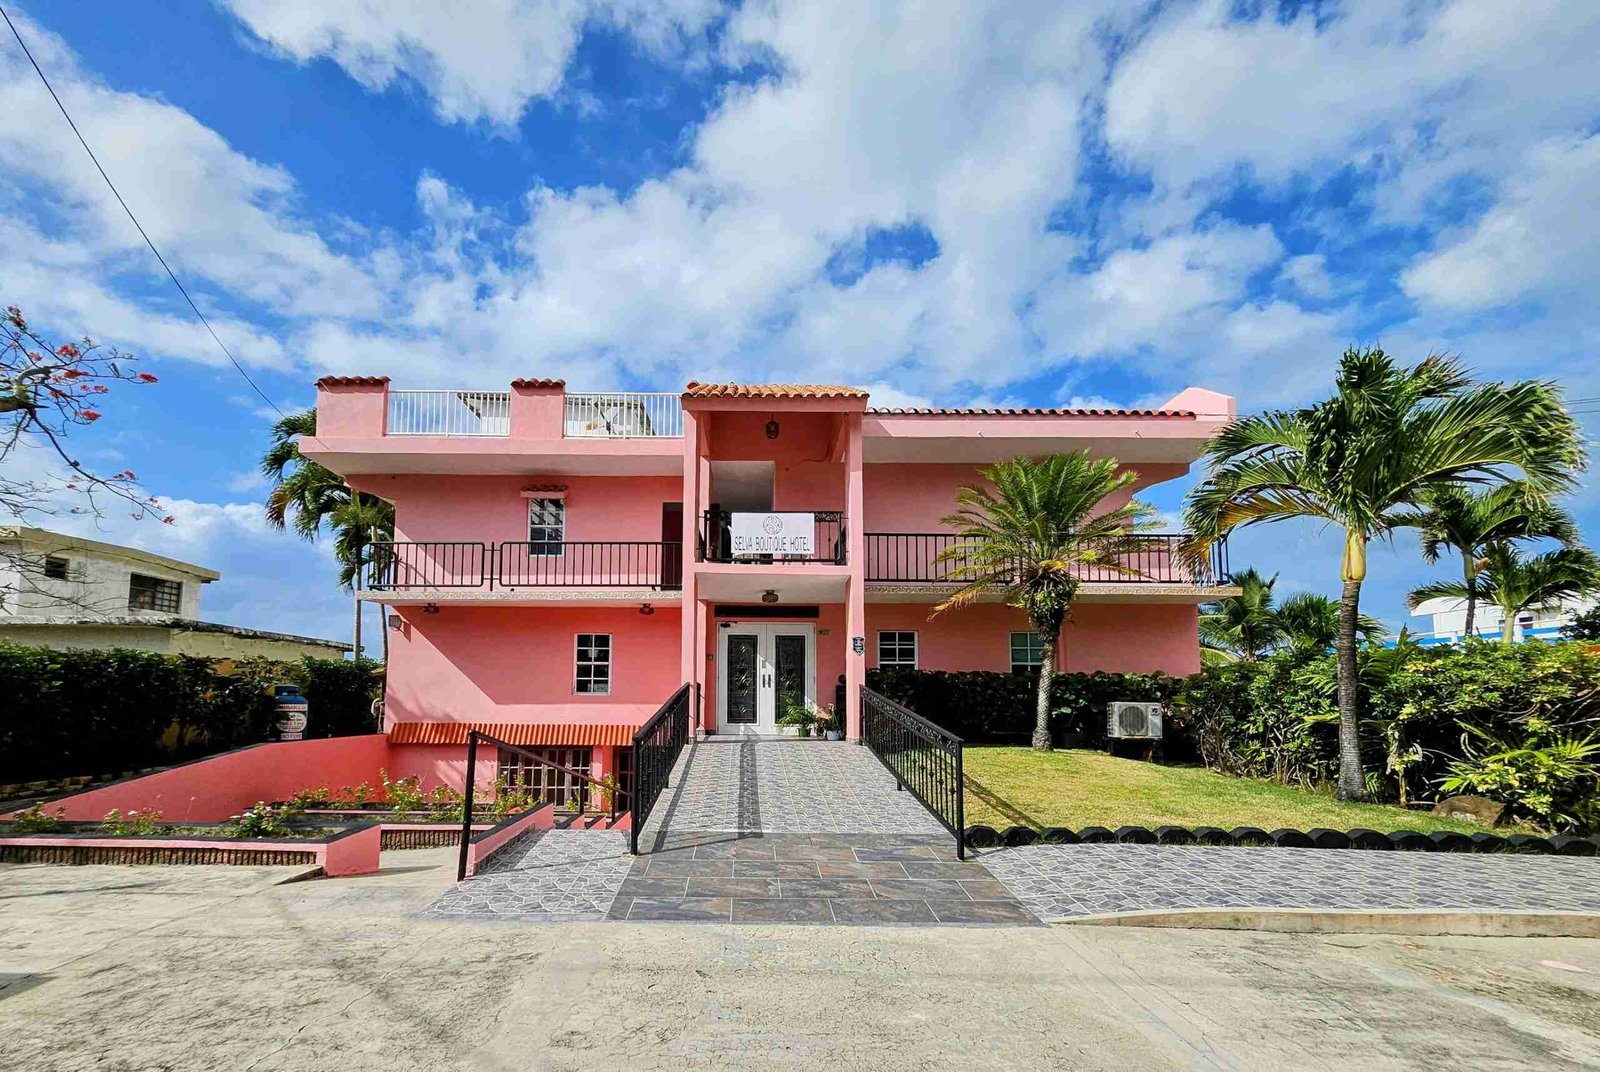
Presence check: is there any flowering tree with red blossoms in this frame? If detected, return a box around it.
[2,304,168,609]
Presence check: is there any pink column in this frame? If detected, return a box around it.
[679,408,702,735]
[844,412,866,740]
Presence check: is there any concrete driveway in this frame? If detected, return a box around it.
[5,852,1600,1071]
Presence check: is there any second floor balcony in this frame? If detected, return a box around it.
[863,532,1228,587]
[697,510,847,565]
[382,389,684,439]
[366,540,683,592]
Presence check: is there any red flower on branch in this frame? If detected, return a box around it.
[80,409,102,421]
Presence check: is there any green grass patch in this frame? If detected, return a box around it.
[962,747,1492,835]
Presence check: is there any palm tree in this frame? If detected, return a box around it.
[1273,592,1387,654]
[1409,542,1600,645]
[1199,568,1283,663]
[1388,482,1577,637]
[934,452,1158,750]
[261,409,394,661]
[1183,347,1584,798]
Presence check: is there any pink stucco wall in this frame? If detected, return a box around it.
[864,601,1200,677]
[385,605,684,726]
[862,462,1191,532]
[7,736,393,823]
[0,824,382,876]
[380,473,681,545]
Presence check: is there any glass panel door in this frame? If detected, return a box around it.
[725,633,759,725]
[773,633,807,723]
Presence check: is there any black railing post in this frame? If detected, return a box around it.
[457,731,478,882]
[629,738,641,856]
[955,742,966,860]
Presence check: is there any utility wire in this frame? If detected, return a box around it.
[1,4,285,418]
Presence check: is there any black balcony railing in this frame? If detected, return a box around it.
[630,683,692,855]
[366,541,680,590]
[697,510,846,564]
[497,541,682,589]
[863,532,1228,586]
[861,686,964,860]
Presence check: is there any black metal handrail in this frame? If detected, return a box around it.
[863,532,1228,585]
[497,541,682,589]
[861,686,965,860]
[368,541,489,589]
[457,729,627,881]
[698,509,846,564]
[629,683,692,854]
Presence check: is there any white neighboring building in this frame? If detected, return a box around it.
[0,526,349,661]
[1409,593,1598,646]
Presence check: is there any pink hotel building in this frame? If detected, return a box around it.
[301,378,1236,803]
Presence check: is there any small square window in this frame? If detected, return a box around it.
[43,556,69,580]
[877,630,918,668]
[575,633,611,694]
[129,573,182,614]
[1010,632,1045,675]
[528,498,565,556]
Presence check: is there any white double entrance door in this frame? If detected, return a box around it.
[716,622,816,735]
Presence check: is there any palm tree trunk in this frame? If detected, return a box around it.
[352,591,363,664]
[1033,629,1058,750]
[1501,600,1518,646]
[1462,560,1477,638]
[1335,577,1366,800]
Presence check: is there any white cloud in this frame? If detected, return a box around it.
[1402,133,1600,312]
[218,0,725,126]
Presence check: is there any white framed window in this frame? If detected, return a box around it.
[528,497,565,556]
[1010,632,1045,675]
[575,633,611,694]
[129,573,183,614]
[877,630,918,668]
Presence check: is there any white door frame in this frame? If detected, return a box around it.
[715,622,817,735]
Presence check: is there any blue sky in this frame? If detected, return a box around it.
[3,0,1597,644]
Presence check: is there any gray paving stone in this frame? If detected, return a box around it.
[827,898,941,925]
[732,898,835,923]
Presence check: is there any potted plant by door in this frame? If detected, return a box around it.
[778,698,819,738]
[821,703,844,741]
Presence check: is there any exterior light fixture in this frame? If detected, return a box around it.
[640,603,655,615]
[765,418,780,439]
[423,603,440,615]
[761,589,779,604]
[387,613,403,631]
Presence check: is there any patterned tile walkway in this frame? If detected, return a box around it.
[978,843,1600,922]
[635,739,947,847]
[420,830,634,923]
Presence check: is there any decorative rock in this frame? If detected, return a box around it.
[1113,825,1157,844]
[1506,834,1555,854]
[1346,828,1393,850]
[1191,825,1233,845]
[1469,832,1508,853]
[1549,835,1597,857]
[1229,826,1273,846]
[1000,825,1039,847]
[1037,826,1079,844]
[1430,794,1506,827]
[1426,831,1474,853]
[1269,828,1314,848]
[1154,825,1195,845]
[1076,825,1116,843]
[1388,830,1432,852]
[1305,828,1351,850]
[963,825,1001,848]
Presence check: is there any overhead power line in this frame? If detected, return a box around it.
[1,4,285,418]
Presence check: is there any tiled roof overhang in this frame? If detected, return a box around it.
[684,382,869,399]
[867,406,1194,417]
[388,722,638,747]
[512,378,567,389]
[315,375,390,387]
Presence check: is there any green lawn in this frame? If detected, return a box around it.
[962,747,1492,835]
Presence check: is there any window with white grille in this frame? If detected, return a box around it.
[877,630,918,668]
[1010,632,1044,675]
[528,498,565,556]
[497,747,593,808]
[575,633,611,694]
[129,573,182,614]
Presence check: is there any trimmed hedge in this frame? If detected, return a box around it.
[0,642,381,783]
[866,667,1181,746]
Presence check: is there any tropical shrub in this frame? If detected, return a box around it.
[1440,729,1600,831]
[223,801,302,838]
[0,643,383,783]
[99,808,163,836]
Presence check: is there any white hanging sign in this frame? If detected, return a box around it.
[729,512,815,557]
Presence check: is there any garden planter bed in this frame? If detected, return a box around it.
[965,823,1600,856]
[0,822,381,875]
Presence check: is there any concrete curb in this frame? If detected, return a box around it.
[1060,907,1600,938]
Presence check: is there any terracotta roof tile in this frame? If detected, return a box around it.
[315,375,390,387]
[684,382,869,399]
[388,722,637,747]
[512,378,566,389]
[866,406,1194,418]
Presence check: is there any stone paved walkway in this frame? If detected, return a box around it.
[636,739,948,847]
[978,843,1600,922]
[420,830,634,923]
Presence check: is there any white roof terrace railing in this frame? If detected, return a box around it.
[382,389,684,438]
[386,390,511,437]
[564,392,683,438]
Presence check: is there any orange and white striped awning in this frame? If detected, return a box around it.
[387,722,639,747]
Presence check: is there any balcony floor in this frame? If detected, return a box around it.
[358,587,682,607]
